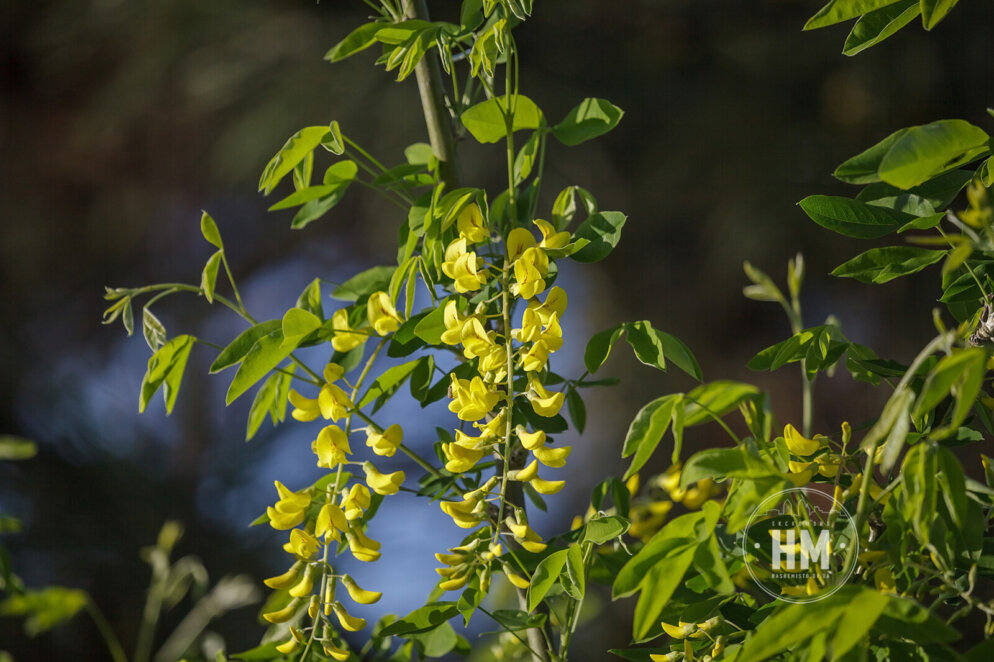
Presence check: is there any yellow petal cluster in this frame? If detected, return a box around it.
[534,219,570,249]
[448,375,500,421]
[363,461,405,495]
[313,424,352,469]
[442,238,488,293]
[330,308,365,353]
[283,528,321,560]
[526,376,564,417]
[506,517,547,553]
[457,203,489,243]
[434,537,501,591]
[783,423,825,456]
[367,291,403,335]
[267,481,310,530]
[365,423,403,457]
[342,483,371,520]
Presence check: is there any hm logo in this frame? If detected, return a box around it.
[771,528,830,571]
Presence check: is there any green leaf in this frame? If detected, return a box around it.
[799,195,908,238]
[139,335,195,414]
[142,307,166,351]
[561,543,585,600]
[622,395,681,480]
[380,602,458,636]
[552,98,624,146]
[268,183,349,212]
[613,510,706,599]
[486,609,547,632]
[631,543,698,641]
[258,126,329,194]
[323,121,345,156]
[358,359,423,410]
[584,324,625,373]
[625,323,702,381]
[513,130,540,184]
[281,307,322,348]
[571,211,627,262]
[901,443,938,544]
[878,120,989,189]
[835,128,910,183]
[683,380,759,427]
[692,534,734,594]
[200,211,223,248]
[565,387,586,434]
[920,0,960,29]
[325,22,383,62]
[680,447,781,487]
[0,436,37,461]
[527,550,568,611]
[858,168,973,210]
[935,445,967,527]
[831,246,946,283]
[225,330,293,405]
[804,0,904,30]
[209,320,282,373]
[460,95,543,144]
[913,347,986,440]
[413,299,448,344]
[246,371,282,441]
[843,0,920,55]
[331,265,395,301]
[0,586,88,637]
[582,515,630,544]
[200,251,222,303]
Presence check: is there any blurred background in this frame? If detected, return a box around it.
[1,0,992,659]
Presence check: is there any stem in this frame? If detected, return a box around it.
[401,0,459,189]
[85,597,129,662]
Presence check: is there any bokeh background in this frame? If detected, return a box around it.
[2,0,993,659]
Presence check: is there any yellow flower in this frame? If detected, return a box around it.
[529,476,565,494]
[341,575,381,604]
[517,427,546,450]
[533,444,571,468]
[440,496,485,528]
[342,483,371,520]
[332,601,367,631]
[506,519,547,553]
[512,246,549,299]
[509,459,539,482]
[288,389,321,422]
[264,561,303,589]
[367,291,403,335]
[318,382,353,421]
[442,238,488,293]
[363,461,405,495]
[784,423,823,456]
[534,219,570,249]
[315,502,349,541]
[347,526,381,562]
[457,202,488,243]
[283,528,321,560]
[443,442,485,473]
[626,473,640,496]
[262,597,302,624]
[330,308,365,353]
[441,299,470,345]
[661,621,698,639]
[528,286,567,325]
[448,375,500,421]
[875,567,897,594]
[323,643,351,662]
[323,362,345,383]
[275,638,300,655]
[506,227,536,261]
[459,317,497,359]
[513,307,543,343]
[505,570,530,590]
[313,424,352,468]
[365,423,403,457]
[288,564,316,598]
[266,481,310,530]
[526,376,564,417]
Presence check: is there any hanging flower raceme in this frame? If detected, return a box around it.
[367,290,403,335]
[442,238,489,293]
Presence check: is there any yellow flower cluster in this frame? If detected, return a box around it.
[627,465,722,541]
[513,287,566,373]
[329,289,404,352]
[434,535,502,592]
[782,423,840,486]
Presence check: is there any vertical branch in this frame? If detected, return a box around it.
[401,0,460,189]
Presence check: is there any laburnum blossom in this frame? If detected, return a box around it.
[330,308,365,352]
[283,528,321,560]
[456,202,488,243]
[439,492,487,529]
[367,291,403,335]
[341,483,371,520]
[533,218,570,249]
[440,299,471,345]
[443,440,486,473]
[289,377,353,423]
[448,374,500,421]
[783,423,825,456]
[346,525,381,562]
[506,227,536,261]
[442,238,488,293]
[512,246,549,299]
[332,601,366,631]
[505,517,547,553]
[313,424,351,469]
[459,317,497,359]
[364,423,403,457]
[315,502,349,541]
[266,480,310,530]
[435,538,502,592]
[528,286,568,325]
[363,461,405,495]
[342,575,382,604]
[525,375,564,417]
